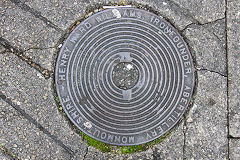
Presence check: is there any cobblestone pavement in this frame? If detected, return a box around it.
[0,0,239,159]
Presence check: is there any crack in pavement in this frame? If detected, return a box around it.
[225,0,230,159]
[182,20,226,47]
[0,92,75,156]
[182,116,187,160]
[9,0,63,33]
[0,37,52,79]
[211,31,224,44]
[164,0,200,24]
[70,146,89,160]
[82,146,89,160]
[228,136,240,139]
[196,68,227,77]
[24,46,56,52]
[180,17,225,33]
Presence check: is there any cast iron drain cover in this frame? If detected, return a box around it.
[55,8,194,146]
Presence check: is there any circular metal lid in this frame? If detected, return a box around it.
[55,7,194,146]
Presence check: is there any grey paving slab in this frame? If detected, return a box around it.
[84,147,111,160]
[153,122,184,160]
[0,45,5,53]
[126,0,194,30]
[25,0,194,31]
[84,146,153,160]
[0,146,11,160]
[125,149,153,160]
[0,153,8,160]
[0,0,61,50]
[0,0,61,70]
[204,19,226,44]
[183,25,226,75]
[184,71,228,159]
[24,0,89,31]
[25,47,56,71]
[0,153,10,160]
[227,0,240,137]
[172,0,225,24]
[230,139,240,160]
[0,53,88,158]
[0,100,71,160]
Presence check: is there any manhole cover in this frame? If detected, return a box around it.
[55,7,194,146]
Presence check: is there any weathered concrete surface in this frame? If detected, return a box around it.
[184,71,228,159]
[230,139,240,160]
[184,25,226,75]
[0,99,71,159]
[227,0,240,137]
[0,0,238,159]
[0,45,5,53]
[0,146,11,160]
[25,48,56,71]
[0,53,88,159]
[0,0,61,71]
[84,146,154,160]
[25,0,88,31]
[24,0,195,31]
[1,0,61,49]
[172,0,225,24]
[154,123,184,160]
[204,19,226,44]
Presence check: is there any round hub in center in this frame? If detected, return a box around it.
[112,62,139,90]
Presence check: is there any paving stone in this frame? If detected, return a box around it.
[204,19,226,44]
[0,153,9,160]
[0,99,71,159]
[229,139,240,160]
[84,146,153,160]
[123,0,194,30]
[172,0,225,24]
[153,122,184,160]
[0,45,6,53]
[0,0,61,69]
[83,147,111,160]
[184,71,228,159]
[183,25,226,75]
[0,53,88,157]
[227,0,240,137]
[1,0,61,50]
[125,149,153,160]
[25,47,56,71]
[0,146,11,160]
[25,0,194,31]
[0,154,10,160]
[25,0,89,31]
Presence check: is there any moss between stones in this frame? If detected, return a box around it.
[80,132,111,152]
[80,130,167,154]
[55,96,63,111]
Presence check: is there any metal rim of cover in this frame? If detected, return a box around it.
[55,7,195,146]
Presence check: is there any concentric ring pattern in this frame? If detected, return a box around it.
[55,8,195,146]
